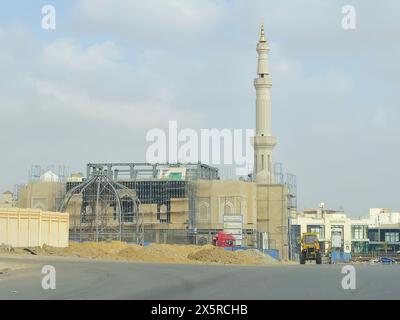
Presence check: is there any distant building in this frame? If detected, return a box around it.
[67,173,84,183]
[291,206,400,255]
[17,170,65,212]
[0,191,15,208]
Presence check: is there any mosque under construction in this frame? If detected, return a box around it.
[15,25,297,260]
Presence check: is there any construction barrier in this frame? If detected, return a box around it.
[263,249,280,260]
[0,208,69,248]
[331,251,352,264]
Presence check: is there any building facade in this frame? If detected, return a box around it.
[18,171,65,213]
[291,207,400,255]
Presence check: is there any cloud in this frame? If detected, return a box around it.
[0,23,205,190]
[1,1,400,216]
[72,0,225,41]
[43,39,121,71]
[34,81,204,130]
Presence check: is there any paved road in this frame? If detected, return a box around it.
[0,255,399,299]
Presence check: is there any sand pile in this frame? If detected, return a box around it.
[188,245,242,264]
[239,249,279,264]
[188,246,279,265]
[117,244,194,263]
[0,241,280,265]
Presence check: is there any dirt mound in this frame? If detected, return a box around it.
[188,247,279,265]
[188,246,243,264]
[0,244,28,255]
[0,241,281,266]
[238,249,279,264]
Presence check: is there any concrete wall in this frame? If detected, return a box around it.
[0,208,69,247]
[257,184,289,260]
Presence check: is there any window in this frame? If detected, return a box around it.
[368,229,379,242]
[352,225,368,240]
[261,155,265,170]
[159,204,168,223]
[384,232,399,242]
[199,203,209,221]
[307,225,325,239]
[305,234,318,244]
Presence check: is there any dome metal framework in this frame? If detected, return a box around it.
[59,166,144,244]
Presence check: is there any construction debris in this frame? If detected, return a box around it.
[0,242,280,265]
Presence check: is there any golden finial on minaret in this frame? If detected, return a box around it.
[259,23,266,42]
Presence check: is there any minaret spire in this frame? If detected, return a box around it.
[259,23,266,42]
[251,23,276,184]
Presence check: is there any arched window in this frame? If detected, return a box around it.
[224,202,234,215]
[199,202,209,221]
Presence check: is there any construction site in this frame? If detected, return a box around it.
[9,159,296,260]
[0,24,299,263]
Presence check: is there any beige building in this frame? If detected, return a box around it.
[195,180,257,230]
[18,171,65,212]
[0,191,14,208]
[64,177,289,257]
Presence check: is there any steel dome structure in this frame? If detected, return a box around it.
[59,166,143,244]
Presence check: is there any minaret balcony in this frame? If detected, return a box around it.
[251,135,277,148]
[254,77,272,87]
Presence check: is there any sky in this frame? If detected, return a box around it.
[0,0,399,217]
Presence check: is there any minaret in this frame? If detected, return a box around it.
[251,23,276,184]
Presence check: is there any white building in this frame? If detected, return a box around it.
[368,208,400,226]
[40,170,60,182]
[291,205,400,254]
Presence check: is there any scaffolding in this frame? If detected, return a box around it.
[22,165,68,212]
[85,163,216,229]
[29,165,70,182]
[59,166,143,244]
[273,162,297,209]
[61,162,218,245]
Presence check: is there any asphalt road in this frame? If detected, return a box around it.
[0,255,399,299]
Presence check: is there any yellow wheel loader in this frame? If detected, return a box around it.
[299,232,322,264]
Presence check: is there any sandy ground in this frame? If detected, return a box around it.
[0,242,282,265]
